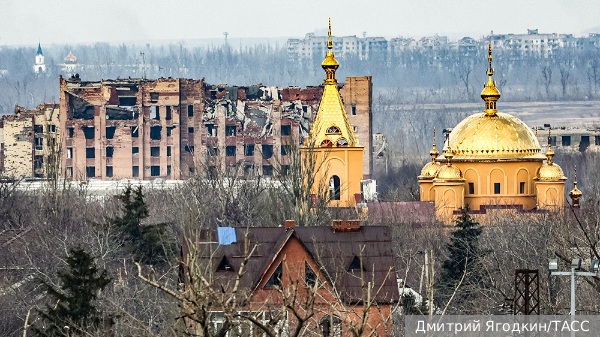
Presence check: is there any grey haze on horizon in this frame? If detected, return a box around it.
[1,0,600,46]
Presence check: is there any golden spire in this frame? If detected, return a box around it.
[545,127,554,164]
[430,127,439,161]
[481,43,501,116]
[310,18,358,148]
[569,165,582,207]
[322,17,339,85]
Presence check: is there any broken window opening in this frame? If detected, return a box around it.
[244,164,255,176]
[188,127,194,134]
[83,126,95,140]
[48,125,57,133]
[281,145,290,156]
[34,137,43,151]
[265,263,282,288]
[132,166,139,178]
[216,256,234,272]
[106,126,116,139]
[206,124,218,137]
[244,144,255,157]
[207,146,217,156]
[132,147,139,158]
[106,166,113,178]
[86,147,95,159]
[281,165,290,176]
[226,146,236,157]
[151,166,160,177]
[150,106,160,120]
[225,125,236,137]
[67,167,73,177]
[150,92,159,103]
[167,146,172,157]
[580,135,590,152]
[562,136,571,146]
[596,136,600,146]
[118,97,137,106]
[131,126,139,138]
[106,146,114,158]
[67,147,73,159]
[263,165,273,176]
[68,127,74,138]
[167,165,171,176]
[210,90,217,99]
[348,256,363,271]
[281,125,292,136]
[166,106,172,120]
[167,126,175,137]
[150,126,162,140]
[330,175,341,200]
[34,125,43,134]
[151,146,160,157]
[86,166,95,178]
[106,106,138,120]
[68,93,95,120]
[34,155,44,172]
[185,145,195,153]
[305,261,318,287]
[351,105,357,115]
[188,105,194,117]
[262,145,273,159]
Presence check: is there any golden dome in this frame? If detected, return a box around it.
[537,163,566,181]
[443,112,545,161]
[419,128,441,179]
[569,166,582,207]
[434,151,463,181]
[322,18,339,85]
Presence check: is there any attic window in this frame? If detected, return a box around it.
[265,263,282,288]
[305,261,318,287]
[348,256,363,271]
[216,256,234,272]
[326,126,341,134]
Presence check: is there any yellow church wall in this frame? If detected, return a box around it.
[433,182,465,220]
[418,180,434,201]
[452,161,542,211]
[535,181,565,210]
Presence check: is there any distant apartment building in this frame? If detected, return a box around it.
[534,125,600,153]
[0,104,60,178]
[59,75,372,181]
[287,33,387,62]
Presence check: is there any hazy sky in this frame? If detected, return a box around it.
[2,0,600,46]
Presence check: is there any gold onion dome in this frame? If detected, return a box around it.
[442,44,545,161]
[536,128,566,181]
[569,165,582,206]
[434,151,463,181]
[419,128,441,179]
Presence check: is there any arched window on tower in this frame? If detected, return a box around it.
[330,175,341,200]
[326,126,341,134]
[321,139,333,147]
[336,138,348,147]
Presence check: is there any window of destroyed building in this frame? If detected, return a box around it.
[119,97,136,106]
[150,92,159,103]
[244,164,254,176]
[35,137,43,151]
[262,165,273,176]
[86,166,95,178]
[34,125,43,134]
[68,127,74,138]
[167,126,175,137]
[186,145,195,153]
[151,147,160,157]
[281,125,291,136]
[166,106,172,120]
[131,126,139,138]
[106,126,116,139]
[167,165,171,176]
[188,127,194,134]
[281,145,290,156]
[83,126,95,139]
[244,144,254,157]
[596,136,600,146]
[67,147,73,159]
[34,155,43,176]
[226,146,236,157]
[580,136,590,152]
[67,167,73,177]
[351,105,357,115]
[262,145,273,159]
[562,136,571,146]
[281,165,289,176]
[150,106,160,120]
[47,125,56,133]
[207,146,217,156]
[151,166,160,176]
[167,146,172,157]
[106,166,113,178]
[150,126,162,140]
[106,146,114,158]
[132,147,139,158]
[132,166,139,177]
[206,124,218,137]
[188,105,194,117]
[86,147,95,159]
[225,125,236,137]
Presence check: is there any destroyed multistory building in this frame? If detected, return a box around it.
[59,75,372,181]
[0,104,60,178]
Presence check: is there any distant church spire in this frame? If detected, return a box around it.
[481,43,501,116]
[37,42,43,56]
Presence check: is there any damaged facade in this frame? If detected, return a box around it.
[0,104,60,178]
[59,75,372,180]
